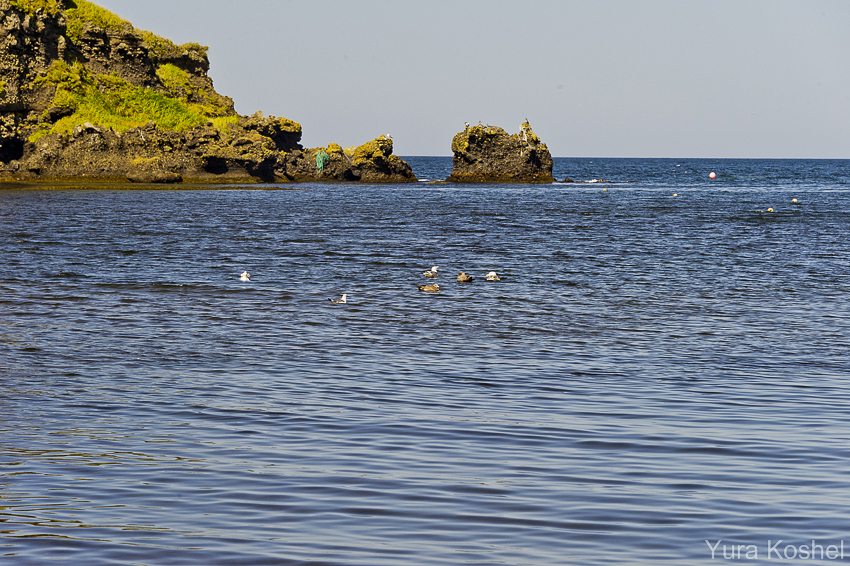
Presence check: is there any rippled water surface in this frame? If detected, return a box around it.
[2,158,850,565]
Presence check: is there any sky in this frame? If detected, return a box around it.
[94,0,850,158]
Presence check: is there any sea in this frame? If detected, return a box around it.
[2,157,849,566]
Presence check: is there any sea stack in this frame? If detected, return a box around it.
[446,121,554,183]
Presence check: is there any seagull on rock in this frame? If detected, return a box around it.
[422,266,439,278]
[239,271,251,281]
[417,283,440,292]
[485,271,501,281]
[329,294,347,304]
[457,272,473,282]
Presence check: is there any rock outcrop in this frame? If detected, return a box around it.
[0,0,416,184]
[281,136,416,183]
[15,113,414,184]
[14,113,292,183]
[447,122,554,183]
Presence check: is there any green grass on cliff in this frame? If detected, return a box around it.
[156,64,230,117]
[64,0,127,41]
[31,61,236,141]
[7,0,62,15]
[65,0,208,58]
[9,0,207,59]
[9,0,123,38]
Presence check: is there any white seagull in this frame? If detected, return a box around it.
[485,271,501,281]
[422,266,440,278]
[239,271,251,281]
[329,294,347,304]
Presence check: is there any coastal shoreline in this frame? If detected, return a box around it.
[0,1,553,186]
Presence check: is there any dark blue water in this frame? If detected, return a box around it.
[2,158,850,565]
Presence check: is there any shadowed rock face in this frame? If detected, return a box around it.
[0,2,66,115]
[447,122,554,183]
[0,1,66,160]
[17,115,295,183]
[17,119,417,184]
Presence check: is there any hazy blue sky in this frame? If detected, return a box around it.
[96,0,849,158]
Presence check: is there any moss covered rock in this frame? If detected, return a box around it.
[16,118,292,183]
[281,135,415,183]
[447,122,554,183]
[350,135,415,182]
[0,0,414,184]
[238,111,302,152]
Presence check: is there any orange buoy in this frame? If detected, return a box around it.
[709,172,716,179]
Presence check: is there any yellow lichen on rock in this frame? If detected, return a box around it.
[520,121,542,145]
[351,135,392,167]
[447,121,554,183]
[276,118,302,134]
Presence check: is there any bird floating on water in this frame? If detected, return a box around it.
[239,271,251,281]
[418,283,440,292]
[485,271,501,281]
[457,272,473,283]
[422,266,439,278]
[329,294,347,304]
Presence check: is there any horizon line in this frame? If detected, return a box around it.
[398,155,850,160]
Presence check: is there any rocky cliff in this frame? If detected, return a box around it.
[447,122,554,183]
[0,0,415,183]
